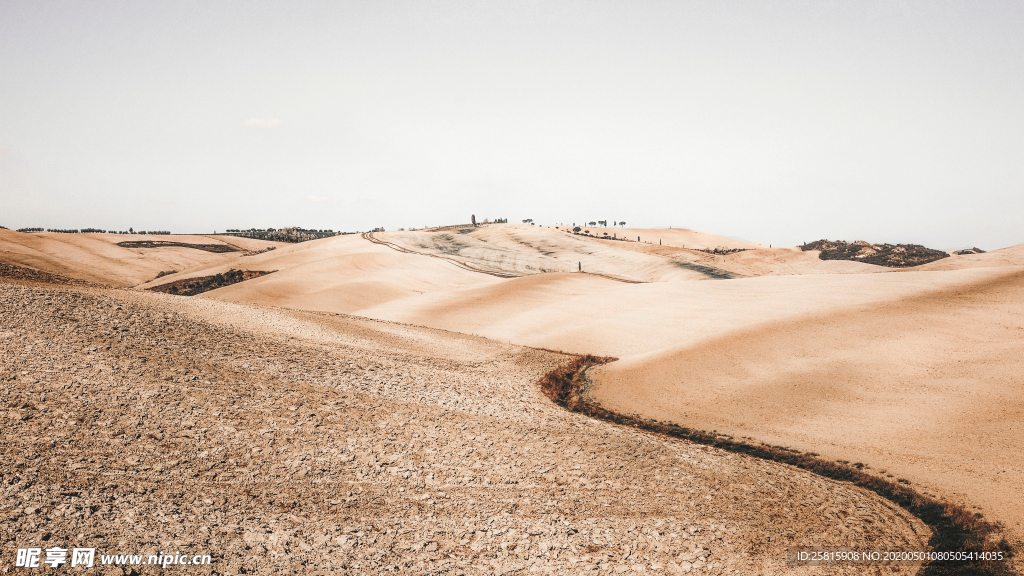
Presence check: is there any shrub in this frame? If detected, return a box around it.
[802,239,948,267]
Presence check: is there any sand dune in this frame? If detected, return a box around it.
[171,226,1019,362]
[368,266,1016,358]
[0,229,281,287]
[381,226,750,282]
[196,234,503,314]
[5,223,1022,556]
[1,282,930,574]
[912,243,1024,272]
[589,267,1024,540]
[375,224,905,282]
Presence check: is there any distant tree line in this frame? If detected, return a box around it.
[121,229,171,235]
[14,227,171,234]
[573,227,620,239]
[224,227,354,243]
[472,216,508,226]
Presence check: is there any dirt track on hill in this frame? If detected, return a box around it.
[0,282,929,575]
[363,231,523,279]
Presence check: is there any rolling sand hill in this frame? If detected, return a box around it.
[145,234,505,314]
[911,243,1024,272]
[0,229,282,287]
[378,226,874,282]
[588,267,1024,542]
[162,225,887,321]
[148,224,1024,547]
[4,222,1022,571]
[0,282,930,575]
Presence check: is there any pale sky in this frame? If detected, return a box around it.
[1,1,1022,249]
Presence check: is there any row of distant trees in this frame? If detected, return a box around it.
[224,227,353,243]
[471,215,507,226]
[14,227,170,234]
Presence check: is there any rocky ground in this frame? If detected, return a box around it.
[1,280,930,575]
[0,263,98,287]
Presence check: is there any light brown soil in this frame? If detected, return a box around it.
[1,282,928,575]
[0,230,283,287]
[0,262,100,287]
[6,224,1024,574]
[590,268,1024,547]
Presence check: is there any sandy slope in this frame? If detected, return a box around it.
[5,223,1023,558]
[189,234,503,314]
[146,226,884,320]
[551,226,768,251]
[911,243,1024,272]
[367,267,1014,358]
[589,267,1024,542]
[380,226,791,282]
[0,230,282,287]
[167,227,980,356]
[378,225,889,281]
[175,225,1024,547]
[0,282,929,575]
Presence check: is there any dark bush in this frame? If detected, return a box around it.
[148,269,273,296]
[802,239,948,267]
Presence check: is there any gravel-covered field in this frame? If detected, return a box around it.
[0,280,929,574]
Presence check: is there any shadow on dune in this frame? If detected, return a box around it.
[672,260,740,279]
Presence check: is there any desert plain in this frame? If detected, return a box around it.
[2,223,1022,575]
